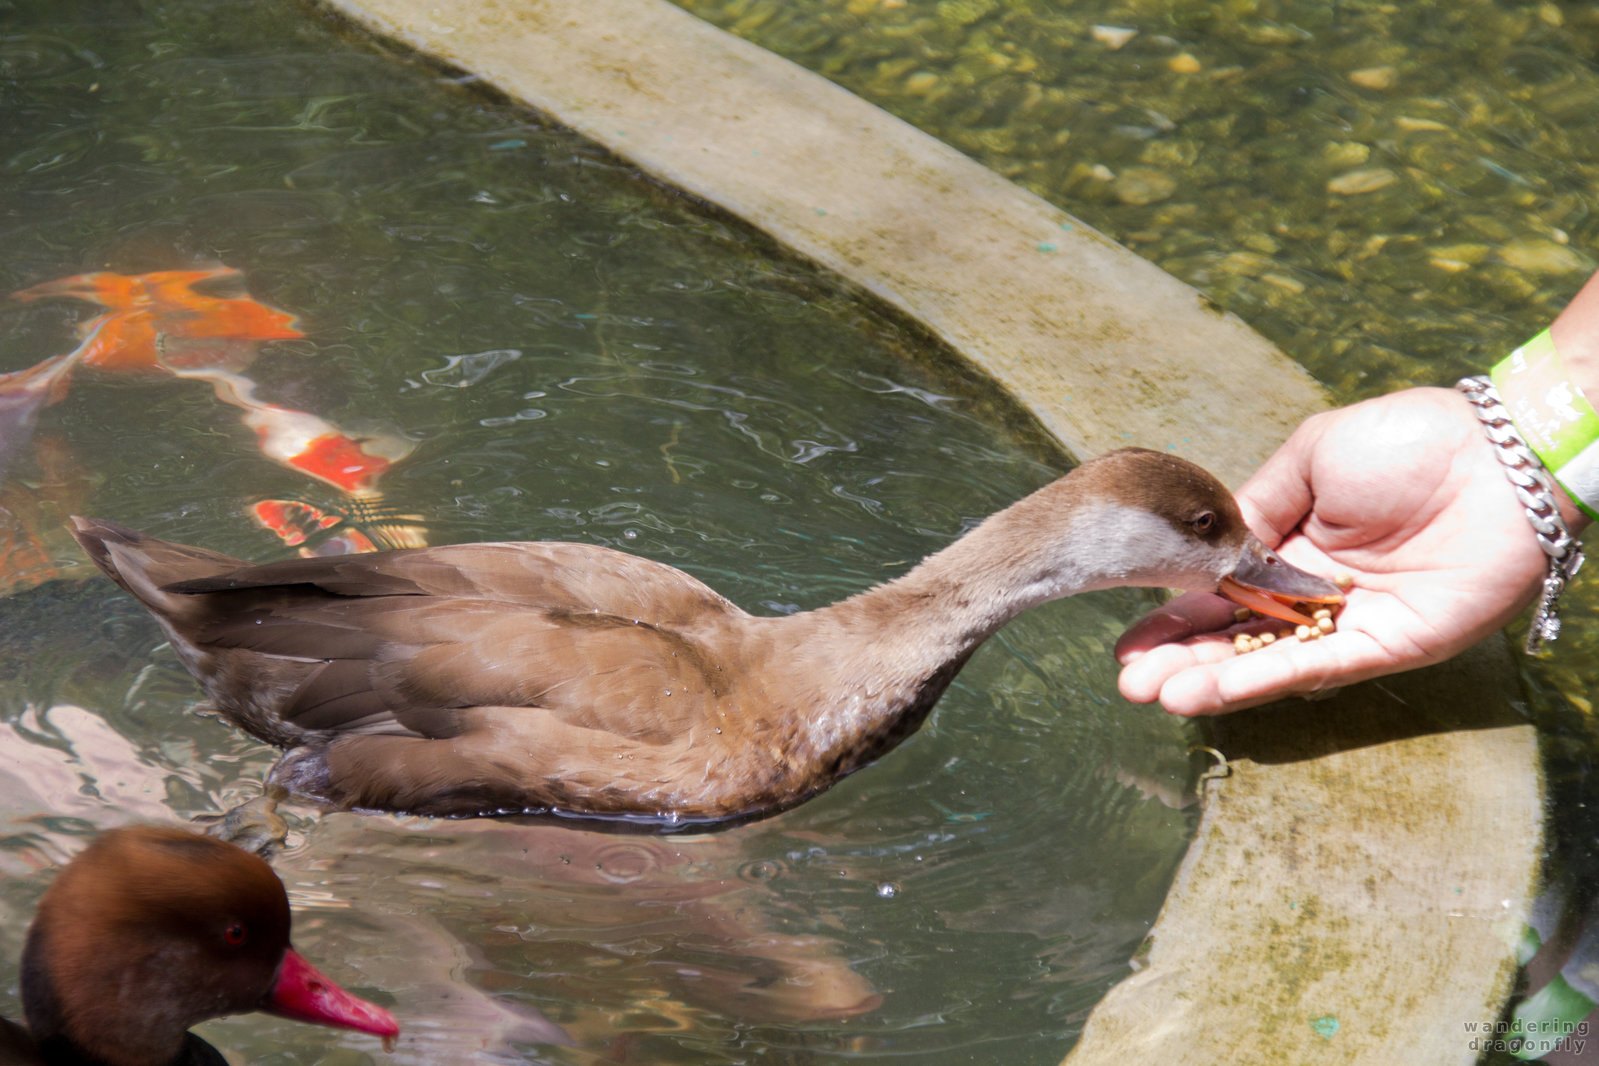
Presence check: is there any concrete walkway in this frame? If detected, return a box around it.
[316,1,1543,1062]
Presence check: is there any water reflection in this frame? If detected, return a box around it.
[0,700,864,1060]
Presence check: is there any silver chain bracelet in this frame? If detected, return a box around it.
[1457,375,1585,653]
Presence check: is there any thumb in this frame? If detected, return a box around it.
[1233,422,1320,549]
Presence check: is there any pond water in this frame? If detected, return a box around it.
[0,1,1199,1063]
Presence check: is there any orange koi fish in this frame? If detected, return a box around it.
[176,365,426,551]
[10,267,303,375]
[9,268,237,310]
[10,267,425,559]
[249,497,428,556]
[178,365,413,495]
[0,433,96,595]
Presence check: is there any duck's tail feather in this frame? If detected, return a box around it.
[70,517,248,621]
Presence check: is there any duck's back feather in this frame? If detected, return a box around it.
[72,520,770,818]
[168,541,743,622]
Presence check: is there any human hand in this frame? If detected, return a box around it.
[1115,386,1584,715]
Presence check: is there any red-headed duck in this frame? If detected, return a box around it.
[71,447,1342,827]
[0,825,399,1065]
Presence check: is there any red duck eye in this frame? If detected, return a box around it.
[223,923,248,946]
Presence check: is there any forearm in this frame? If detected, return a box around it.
[1549,270,1599,393]
[1496,273,1599,537]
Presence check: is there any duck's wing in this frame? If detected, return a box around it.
[72,518,738,617]
[210,591,767,820]
[171,540,743,625]
[200,592,736,729]
[71,520,747,742]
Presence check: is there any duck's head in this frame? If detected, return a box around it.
[21,825,399,1066]
[1023,448,1344,623]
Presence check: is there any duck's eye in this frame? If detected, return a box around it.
[1191,511,1218,535]
[223,923,248,947]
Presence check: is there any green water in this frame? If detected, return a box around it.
[0,2,1197,1063]
[676,0,1599,399]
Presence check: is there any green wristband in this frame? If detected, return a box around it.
[1490,329,1599,523]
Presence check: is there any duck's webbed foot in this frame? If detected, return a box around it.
[193,789,289,857]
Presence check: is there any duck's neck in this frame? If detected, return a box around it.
[838,485,1121,648]
[774,489,1110,768]
[22,931,217,1066]
[30,1032,223,1066]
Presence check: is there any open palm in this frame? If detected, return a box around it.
[1115,387,1575,716]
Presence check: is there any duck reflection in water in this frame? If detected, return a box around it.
[0,698,879,1064]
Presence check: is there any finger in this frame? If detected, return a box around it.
[1152,629,1387,716]
[1114,591,1244,663]
[1233,419,1321,547]
[1117,637,1238,703]
[1153,645,1310,716]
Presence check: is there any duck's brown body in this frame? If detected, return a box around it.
[74,537,972,825]
[73,448,1342,826]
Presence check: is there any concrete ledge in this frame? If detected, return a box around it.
[314,1,1544,1061]
[1078,641,1538,1064]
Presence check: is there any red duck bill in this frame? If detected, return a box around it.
[1218,537,1346,627]
[264,947,400,1045]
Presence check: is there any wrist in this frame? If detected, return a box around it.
[1491,329,1599,524]
[1456,374,1586,653]
[1548,474,1592,537]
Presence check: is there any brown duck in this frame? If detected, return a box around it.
[71,448,1341,827]
[0,825,399,1066]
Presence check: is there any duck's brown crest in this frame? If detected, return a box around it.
[62,826,289,936]
[22,827,292,1066]
[1072,448,1245,537]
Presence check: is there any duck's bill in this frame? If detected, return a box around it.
[1218,538,1346,627]
[265,947,401,1041]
